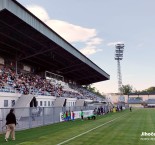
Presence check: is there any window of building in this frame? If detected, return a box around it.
[4,100,8,107]
[40,101,42,106]
[44,101,46,106]
[48,101,50,106]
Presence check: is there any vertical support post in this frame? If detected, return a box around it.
[15,60,18,75]
[117,59,122,94]
[15,52,18,75]
[128,94,129,107]
[52,107,54,123]
[29,108,32,128]
[43,107,45,125]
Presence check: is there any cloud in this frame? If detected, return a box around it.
[80,45,102,56]
[79,37,103,56]
[26,5,49,21]
[46,20,96,43]
[26,5,104,56]
[86,37,103,46]
[107,41,124,47]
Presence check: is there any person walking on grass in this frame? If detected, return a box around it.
[5,108,17,142]
[80,110,84,121]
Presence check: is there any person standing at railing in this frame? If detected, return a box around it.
[80,110,84,121]
[68,110,71,121]
[71,111,75,121]
[5,108,17,142]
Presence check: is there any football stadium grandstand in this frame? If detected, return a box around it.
[128,93,155,108]
[0,0,111,132]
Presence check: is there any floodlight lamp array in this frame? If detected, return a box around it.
[115,43,124,60]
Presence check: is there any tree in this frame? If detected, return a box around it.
[138,86,155,93]
[119,84,133,95]
[145,87,155,93]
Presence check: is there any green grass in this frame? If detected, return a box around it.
[1,108,155,145]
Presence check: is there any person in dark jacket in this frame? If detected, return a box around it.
[5,108,17,142]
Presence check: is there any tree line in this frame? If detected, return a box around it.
[120,85,155,95]
[83,84,155,98]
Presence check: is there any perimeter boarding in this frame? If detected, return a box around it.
[62,106,124,121]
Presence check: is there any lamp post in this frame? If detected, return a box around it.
[115,43,124,94]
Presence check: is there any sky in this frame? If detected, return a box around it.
[17,0,155,94]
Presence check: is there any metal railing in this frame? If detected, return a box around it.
[0,87,18,93]
[0,105,110,133]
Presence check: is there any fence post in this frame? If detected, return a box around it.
[51,107,53,123]
[29,108,32,128]
[43,107,45,125]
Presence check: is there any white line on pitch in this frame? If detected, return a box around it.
[57,113,128,145]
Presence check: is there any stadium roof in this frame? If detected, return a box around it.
[0,0,110,85]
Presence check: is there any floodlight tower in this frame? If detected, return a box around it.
[115,43,124,94]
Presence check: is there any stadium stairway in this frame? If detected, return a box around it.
[53,98,66,107]
[13,94,34,120]
[75,99,85,106]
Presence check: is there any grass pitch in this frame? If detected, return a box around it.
[1,108,155,145]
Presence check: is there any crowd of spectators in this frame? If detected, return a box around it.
[0,65,100,100]
[70,85,98,100]
[0,66,56,95]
